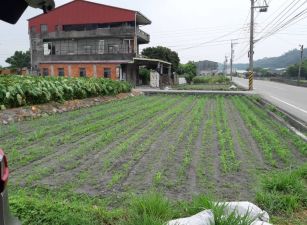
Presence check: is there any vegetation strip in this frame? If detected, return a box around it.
[0,75,131,108]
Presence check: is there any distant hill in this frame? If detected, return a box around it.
[235,48,307,70]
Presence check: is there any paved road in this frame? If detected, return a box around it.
[233,77,307,123]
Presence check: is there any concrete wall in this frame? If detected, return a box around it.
[150,71,160,88]
[124,64,138,85]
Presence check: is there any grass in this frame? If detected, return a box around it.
[9,189,258,225]
[1,95,306,224]
[175,84,238,91]
[256,164,307,215]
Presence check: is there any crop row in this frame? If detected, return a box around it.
[246,97,307,156]
[232,96,292,165]
[0,75,131,108]
[216,97,239,172]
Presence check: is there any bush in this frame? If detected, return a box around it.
[0,75,132,108]
[139,68,150,85]
[183,73,195,84]
[192,75,230,84]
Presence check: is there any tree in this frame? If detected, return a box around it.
[179,61,197,83]
[141,46,180,72]
[5,51,30,74]
[253,67,271,77]
[286,60,307,79]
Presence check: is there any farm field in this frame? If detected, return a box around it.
[1,95,306,200]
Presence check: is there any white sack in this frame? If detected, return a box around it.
[167,210,214,225]
[251,222,272,225]
[217,201,270,222]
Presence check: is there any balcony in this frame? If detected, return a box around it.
[32,27,150,44]
[41,53,136,62]
[137,28,150,44]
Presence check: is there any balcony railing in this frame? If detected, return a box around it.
[41,53,136,62]
[31,27,150,43]
[137,28,150,43]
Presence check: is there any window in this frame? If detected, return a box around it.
[123,39,133,53]
[104,68,111,78]
[79,68,86,77]
[42,68,49,76]
[40,24,48,33]
[98,40,105,54]
[43,42,52,55]
[77,39,96,55]
[58,68,64,77]
[108,44,119,53]
[30,26,36,33]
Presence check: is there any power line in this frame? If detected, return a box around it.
[257,0,306,36]
[257,7,307,42]
[175,28,242,51]
[150,24,246,35]
[258,0,299,33]
[256,0,288,29]
[262,0,307,36]
[166,37,249,49]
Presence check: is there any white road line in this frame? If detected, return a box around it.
[270,95,307,114]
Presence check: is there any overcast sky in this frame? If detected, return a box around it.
[0,0,306,66]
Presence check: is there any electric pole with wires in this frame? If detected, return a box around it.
[230,40,238,81]
[298,44,304,84]
[249,0,269,90]
[223,56,228,75]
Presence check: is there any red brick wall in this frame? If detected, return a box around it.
[39,63,120,80]
[96,64,118,79]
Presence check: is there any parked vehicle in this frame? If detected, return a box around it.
[0,149,21,225]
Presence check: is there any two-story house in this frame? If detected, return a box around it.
[28,0,171,85]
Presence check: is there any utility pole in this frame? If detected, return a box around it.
[249,0,269,90]
[230,40,238,81]
[298,45,304,84]
[223,56,228,75]
[249,0,255,90]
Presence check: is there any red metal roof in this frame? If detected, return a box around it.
[28,0,151,33]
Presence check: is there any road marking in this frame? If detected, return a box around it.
[270,96,307,114]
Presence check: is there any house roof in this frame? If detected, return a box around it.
[28,0,151,26]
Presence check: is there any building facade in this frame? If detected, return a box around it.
[28,0,153,84]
